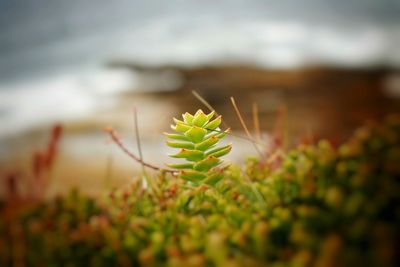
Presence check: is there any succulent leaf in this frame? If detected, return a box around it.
[171,123,191,133]
[180,170,206,182]
[206,144,232,158]
[173,118,185,125]
[182,112,194,124]
[167,163,194,169]
[203,169,224,185]
[170,149,204,162]
[195,136,219,151]
[192,110,209,127]
[184,126,208,143]
[215,128,230,139]
[163,132,190,142]
[205,111,215,121]
[204,115,221,130]
[193,156,221,172]
[166,141,195,149]
[206,128,230,139]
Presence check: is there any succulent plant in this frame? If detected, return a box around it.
[165,110,231,185]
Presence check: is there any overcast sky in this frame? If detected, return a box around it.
[1,0,400,83]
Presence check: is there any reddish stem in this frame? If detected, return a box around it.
[104,128,176,174]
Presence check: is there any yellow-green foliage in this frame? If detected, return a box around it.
[1,115,400,267]
[165,110,231,185]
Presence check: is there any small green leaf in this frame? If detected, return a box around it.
[171,122,191,133]
[192,110,209,127]
[185,126,207,143]
[203,169,224,185]
[170,149,204,162]
[193,156,221,172]
[180,170,206,182]
[195,136,219,151]
[206,144,232,158]
[204,115,221,130]
[167,163,194,169]
[173,117,185,125]
[182,112,194,125]
[163,132,190,142]
[205,111,215,121]
[215,128,230,139]
[176,191,193,209]
[166,141,194,149]
[206,128,230,139]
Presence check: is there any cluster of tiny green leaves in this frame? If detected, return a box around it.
[165,110,231,185]
[1,116,400,267]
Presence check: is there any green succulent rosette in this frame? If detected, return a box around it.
[165,110,231,185]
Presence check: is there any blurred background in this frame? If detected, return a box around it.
[1,0,400,196]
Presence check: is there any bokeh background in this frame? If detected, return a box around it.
[1,0,400,196]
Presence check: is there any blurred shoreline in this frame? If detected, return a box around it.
[1,64,400,195]
[4,64,399,136]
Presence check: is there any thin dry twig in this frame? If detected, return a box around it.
[192,90,230,129]
[252,102,261,143]
[132,107,163,196]
[192,90,218,115]
[265,148,284,165]
[230,97,264,157]
[273,104,288,149]
[133,107,147,175]
[192,90,267,146]
[205,127,267,146]
[105,127,176,174]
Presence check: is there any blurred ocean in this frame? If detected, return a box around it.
[0,0,400,137]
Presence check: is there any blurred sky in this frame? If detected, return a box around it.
[0,0,400,137]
